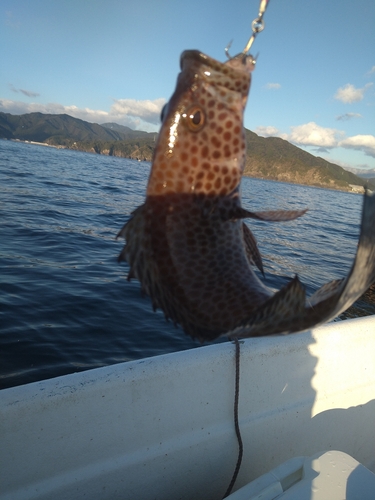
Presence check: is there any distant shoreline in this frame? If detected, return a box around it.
[9,138,66,150]
[1,137,366,195]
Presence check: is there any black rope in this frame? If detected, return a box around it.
[223,338,243,498]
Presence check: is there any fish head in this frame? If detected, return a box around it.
[146,50,255,197]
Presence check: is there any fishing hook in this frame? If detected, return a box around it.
[225,40,233,59]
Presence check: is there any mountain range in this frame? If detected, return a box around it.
[1,111,373,191]
[0,112,153,143]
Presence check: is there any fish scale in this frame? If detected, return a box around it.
[118,49,375,342]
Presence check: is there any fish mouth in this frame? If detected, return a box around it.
[179,50,254,97]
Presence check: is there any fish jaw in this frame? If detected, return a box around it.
[146,50,255,198]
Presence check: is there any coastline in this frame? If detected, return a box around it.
[1,138,367,194]
[9,138,66,149]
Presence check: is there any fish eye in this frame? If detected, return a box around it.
[183,106,205,132]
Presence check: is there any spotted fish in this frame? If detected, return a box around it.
[118,50,375,342]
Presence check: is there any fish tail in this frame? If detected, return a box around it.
[229,190,375,338]
[307,188,375,319]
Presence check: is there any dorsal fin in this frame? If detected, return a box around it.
[239,207,308,222]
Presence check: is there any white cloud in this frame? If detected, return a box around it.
[0,99,44,114]
[255,122,345,149]
[0,99,108,120]
[0,97,166,131]
[289,122,344,148]
[254,121,375,166]
[339,135,375,158]
[334,83,373,103]
[110,98,166,125]
[255,125,279,136]
[254,121,375,161]
[255,126,288,140]
[368,66,375,75]
[336,112,362,121]
[264,83,281,90]
[344,165,375,175]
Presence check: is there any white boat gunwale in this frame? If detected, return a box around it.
[1,315,375,500]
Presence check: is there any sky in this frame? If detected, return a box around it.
[1,0,374,172]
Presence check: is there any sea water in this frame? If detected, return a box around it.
[0,139,365,389]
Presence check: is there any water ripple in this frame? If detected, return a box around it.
[0,139,367,389]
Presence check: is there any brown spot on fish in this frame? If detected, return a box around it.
[118,49,375,342]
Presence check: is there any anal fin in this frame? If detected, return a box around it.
[240,207,308,222]
[227,276,306,338]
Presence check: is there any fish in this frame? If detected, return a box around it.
[117,49,375,342]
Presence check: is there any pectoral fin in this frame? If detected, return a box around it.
[241,208,308,222]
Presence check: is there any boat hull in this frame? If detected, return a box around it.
[1,316,375,499]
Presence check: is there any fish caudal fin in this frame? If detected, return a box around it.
[228,190,375,338]
[311,188,375,319]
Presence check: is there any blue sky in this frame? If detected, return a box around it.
[1,0,374,172]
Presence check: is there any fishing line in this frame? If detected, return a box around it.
[222,338,243,498]
[223,5,271,493]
